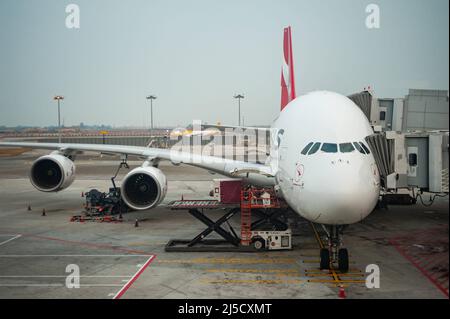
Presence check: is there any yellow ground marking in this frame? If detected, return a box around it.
[303,260,355,264]
[273,273,302,277]
[307,279,366,284]
[329,270,340,282]
[298,246,317,251]
[205,268,303,278]
[309,223,361,285]
[298,253,319,257]
[304,273,364,277]
[201,279,303,284]
[311,224,324,249]
[157,257,296,264]
[206,268,300,274]
[258,251,296,258]
[305,269,362,275]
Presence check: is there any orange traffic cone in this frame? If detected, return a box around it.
[338,285,346,299]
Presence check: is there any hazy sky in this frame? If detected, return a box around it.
[0,0,448,127]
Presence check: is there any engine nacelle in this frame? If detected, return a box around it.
[121,166,167,210]
[30,154,76,192]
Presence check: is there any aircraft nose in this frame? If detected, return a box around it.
[302,158,379,225]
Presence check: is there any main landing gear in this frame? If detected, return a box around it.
[319,225,349,273]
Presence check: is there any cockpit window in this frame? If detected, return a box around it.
[308,142,321,155]
[353,142,366,154]
[301,142,314,155]
[303,141,368,155]
[339,143,355,153]
[359,142,371,154]
[321,143,338,153]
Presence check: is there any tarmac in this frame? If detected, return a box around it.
[0,150,448,299]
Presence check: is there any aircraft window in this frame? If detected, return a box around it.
[321,143,338,153]
[301,142,314,155]
[353,142,366,154]
[339,143,355,153]
[359,142,371,154]
[308,142,321,155]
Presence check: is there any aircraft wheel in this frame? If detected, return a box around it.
[338,248,349,273]
[252,238,266,251]
[320,248,330,270]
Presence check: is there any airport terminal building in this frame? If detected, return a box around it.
[350,88,449,132]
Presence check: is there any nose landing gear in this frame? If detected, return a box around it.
[319,225,349,273]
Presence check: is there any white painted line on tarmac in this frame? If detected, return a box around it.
[0,253,155,296]
[0,284,64,287]
[0,235,21,247]
[0,254,151,257]
[0,275,132,278]
[79,284,124,287]
[0,284,124,287]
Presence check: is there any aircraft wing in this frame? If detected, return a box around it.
[200,123,271,133]
[0,141,275,185]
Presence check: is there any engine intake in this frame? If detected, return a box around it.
[121,166,167,210]
[30,154,76,192]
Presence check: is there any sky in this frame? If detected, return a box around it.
[0,0,448,128]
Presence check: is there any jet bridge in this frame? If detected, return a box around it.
[348,90,381,129]
[366,131,449,196]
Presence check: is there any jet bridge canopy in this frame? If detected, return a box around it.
[366,133,396,188]
[366,131,449,193]
[348,91,380,127]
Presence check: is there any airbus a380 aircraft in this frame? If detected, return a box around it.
[0,27,380,272]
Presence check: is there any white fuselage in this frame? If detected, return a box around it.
[271,91,380,225]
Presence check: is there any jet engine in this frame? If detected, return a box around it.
[30,154,76,192]
[120,166,167,210]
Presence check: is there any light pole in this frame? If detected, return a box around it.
[53,95,64,143]
[146,95,157,132]
[234,94,244,126]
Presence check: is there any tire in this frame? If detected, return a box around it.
[320,248,330,270]
[252,238,266,251]
[338,248,349,273]
[272,220,288,231]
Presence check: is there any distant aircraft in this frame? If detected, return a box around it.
[169,124,222,138]
[0,26,380,272]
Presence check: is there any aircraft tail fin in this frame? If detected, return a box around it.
[280,26,296,111]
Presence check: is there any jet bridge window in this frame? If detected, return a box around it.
[301,142,314,155]
[321,143,338,153]
[339,143,355,153]
[408,153,418,166]
[359,142,371,154]
[353,142,366,154]
[308,142,321,155]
